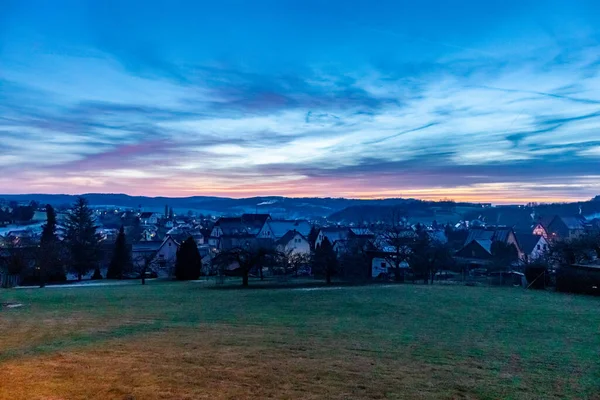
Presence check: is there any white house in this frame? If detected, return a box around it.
[140,212,161,225]
[133,235,179,277]
[276,230,310,256]
[516,233,549,263]
[371,256,409,278]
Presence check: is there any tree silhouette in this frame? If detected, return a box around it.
[312,237,338,284]
[65,197,101,281]
[38,205,64,287]
[107,226,132,279]
[175,237,201,280]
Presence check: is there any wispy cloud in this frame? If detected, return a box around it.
[1,2,600,202]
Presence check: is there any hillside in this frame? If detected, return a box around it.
[0,194,409,219]
[329,197,600,227]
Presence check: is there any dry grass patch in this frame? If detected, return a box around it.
[0,325,483,400]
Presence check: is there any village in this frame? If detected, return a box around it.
[1,197,599,293]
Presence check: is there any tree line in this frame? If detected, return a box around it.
[0,201,38,224]
[1,197,203,287]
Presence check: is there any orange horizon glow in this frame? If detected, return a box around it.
[2,187,593,206]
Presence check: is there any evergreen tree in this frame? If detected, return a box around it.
[65,197,101,281]
[164,204,169,219]
[130,217,142,242]
[169,207,175,220]
[308,226,319,251]
[38,205,64,287]
[107,226,131,279]
[312,237,338,284]
[175,237,201,280]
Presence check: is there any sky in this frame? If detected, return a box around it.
[1,0,600,203]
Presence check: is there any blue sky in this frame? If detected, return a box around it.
[1,0,600,202]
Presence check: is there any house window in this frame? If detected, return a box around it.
[536,244,540,250]
[381,262,386,268]
[168,242,171,247]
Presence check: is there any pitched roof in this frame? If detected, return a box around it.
[139,212,154,219]
[535,215,555,229]
[241,214,271,225]
[475,239,492,254]
[266,220,311,239]
[277,230,307,246]
[427,230,448,243]
[216,219,251,236]
[349,227,374,237]
[465,227,514,247]
[455,239,494,259]
[558,216,585,230]
[215,214,271,236]
[319,227,349,243]
[516,233,543,255]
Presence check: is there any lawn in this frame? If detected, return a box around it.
[0,281,599,399]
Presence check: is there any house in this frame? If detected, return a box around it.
[170,229,204,247]
[348,227,375,240]
[373,228,417,253]
[516,233,549,263]
[463,226,522,257]
[276,230,311,256]
[329,228,376,255]
[368,250,410,279]
[454,239,494,269]
[140,225,159,241]
[258,220,312,240]
[139,212,161,225]
[532,215,555,238]
[132,235,179,277]
[315,227,350,248]
[427,230,448,244]
[547,215,586,241]
[455,226,522,270]
[209,214,271,250]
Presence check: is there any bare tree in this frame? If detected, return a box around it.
[212,242,278,287]
[282,251,311,277]
[549,236,595,267]
[379,226,416,282]
[132,252,160,285]
[0,241,31,287]
[409,232,454,284]
[337,237,374,282]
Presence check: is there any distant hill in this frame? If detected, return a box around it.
[0,193,409,219]
[328,200,487,225]
[329,197,600,227]
[2,193,598,223]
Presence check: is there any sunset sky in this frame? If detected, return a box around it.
[1,0,600,203]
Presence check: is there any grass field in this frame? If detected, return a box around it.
[1,281,599,399]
